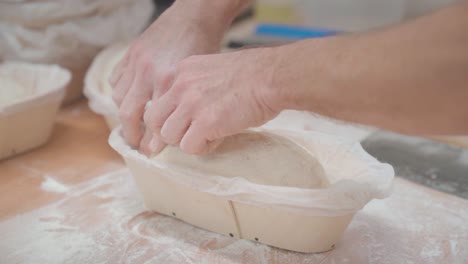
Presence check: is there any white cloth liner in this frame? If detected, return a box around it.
[84,43,127,119]
[0,61,71,115]
[0,0,140,27]
[109,128,394,216]
[0,0,153,66]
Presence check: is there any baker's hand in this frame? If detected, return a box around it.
[109,3,227,154]
[143,48,285,154]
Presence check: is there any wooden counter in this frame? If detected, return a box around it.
[0,100,467,263]
[0,100,124,220]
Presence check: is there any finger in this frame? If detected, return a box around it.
[148,134,167,155]
[109,51,130,87]
[180,122,222,155]
[138,126,154,155]
[143,93,178,135]
[119,76,152,148]
[112,66,135,107]
[203,138,224,154]
[160,107,192,145]
[139,127,167,155]
[120,98,146,148]
[153,66,176,99]
[142,94,176,154]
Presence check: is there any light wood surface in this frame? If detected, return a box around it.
[0,100,467,263]
[432,136,468,149]
[0,100,123,220]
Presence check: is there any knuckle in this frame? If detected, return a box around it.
[136,61,154,83]
[154,70,174,89]
[161,89,179,105]
[144,107,163,130]
[177,102,193,114]
[176,57,195,73]
[112,92,122,105]
[143,111,157,130]
[128,42,143,58]
[161,132,178,145]
[139,56,153,71]
[202,111,219,127]
[129,46,151,69]
[176,95,198,114]
[171,81,186,94]
[143,107,153,124]
[119,107,135,122]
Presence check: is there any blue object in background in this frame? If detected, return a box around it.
[255,23,340,40]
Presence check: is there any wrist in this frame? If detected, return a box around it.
[271,37,351,114]
[258,46,296,114]
[266,43,308,113]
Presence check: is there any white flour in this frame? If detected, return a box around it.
[41,176,70,193]
[0,169,467,264]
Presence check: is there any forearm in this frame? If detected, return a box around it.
[276,1,468,135]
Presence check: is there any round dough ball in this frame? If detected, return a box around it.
[155,131,328,189]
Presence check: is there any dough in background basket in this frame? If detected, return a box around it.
[0,76,29,107]
[0,62,71,160]
[0,0,153,104]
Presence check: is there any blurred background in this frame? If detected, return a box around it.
[155,0,458,28]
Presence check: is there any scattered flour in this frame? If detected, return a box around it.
[0,169,467,264]
[41,176,70,193]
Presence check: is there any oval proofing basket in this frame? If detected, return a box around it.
[109,128,394,253]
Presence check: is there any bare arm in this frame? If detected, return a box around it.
[277,1,468,135]
[143,1,468,154]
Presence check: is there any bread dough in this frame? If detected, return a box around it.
[155,131,328,188]
[100,47,128,95]
[0,75,29,107]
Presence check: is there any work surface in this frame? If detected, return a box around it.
[0,100,467,264]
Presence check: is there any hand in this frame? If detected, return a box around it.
[109,3,229,154]
[143,47,285,154]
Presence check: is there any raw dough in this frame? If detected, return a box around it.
[0,75,29,107]
[100,46,128,95]
[155,131,328,188]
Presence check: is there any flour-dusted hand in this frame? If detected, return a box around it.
[109,0,250,154]
[143,48,285,154]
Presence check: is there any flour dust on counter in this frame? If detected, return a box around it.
[0,170,467,264]
[40,176,71,194]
